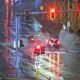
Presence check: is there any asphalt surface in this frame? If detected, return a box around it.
[0,0,80,80]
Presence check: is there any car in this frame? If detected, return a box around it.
[34,43,45,55]
[47,38,61,49]
[35,35,41,41]
[28,35,35,43]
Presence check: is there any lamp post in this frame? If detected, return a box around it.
[15,14,19,77]
[67,0,70,34]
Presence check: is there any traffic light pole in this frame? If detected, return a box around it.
[15,14,19,77]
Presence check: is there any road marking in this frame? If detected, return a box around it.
[36,68,40,79]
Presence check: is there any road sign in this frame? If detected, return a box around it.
[63,24,66,30]
[35,61,40,69]
[67,22,70,27]
[36,68,40,79]
[13,40,20,48]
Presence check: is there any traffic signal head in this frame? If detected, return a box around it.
[20,40,24,47]
[50,8,55,13]
[50,8,55,20]
[25,11,30,21]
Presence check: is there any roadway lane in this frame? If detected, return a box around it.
[1,13,79,80]
[0,15,42,79]
[1,10,80,80]
[18,16,80,80]
[19,31,65,80]
[0,0,80,79]
[0,14,63,79]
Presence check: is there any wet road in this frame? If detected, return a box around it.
[1,14,80,80]
[0,0,80,80]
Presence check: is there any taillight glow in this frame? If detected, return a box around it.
[48,54,52,72]
[31,38,34,41]
[5,0,9,42]
[53,39,56,42]
[48,40,51,44]
[57,40,60,44]
[36,45,41,49]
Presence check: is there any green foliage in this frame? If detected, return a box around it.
[77,15,80,29]
[59,0,68,24]
[69,0,79,33]
[59,0,80,33]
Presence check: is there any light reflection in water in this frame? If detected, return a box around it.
[54,52,60,80]
[48,52,60,79]
[48,54,52,72]
[12,16,21,40]
[4,0,23,77]
[5,0,10,42]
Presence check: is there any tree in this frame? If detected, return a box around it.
[59,0,67,25]
[58,0,80,34]
[69,0,78,33]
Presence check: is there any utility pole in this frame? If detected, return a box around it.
[67,0,70,34]
[15,14,19,77]
[68,0,70,22]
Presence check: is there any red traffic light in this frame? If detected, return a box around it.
[50,8,55,13]
[49,8,55,20]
